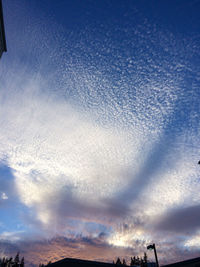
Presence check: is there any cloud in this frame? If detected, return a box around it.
[184,232,200,248]
[1,1,200,265]
[1,233,200,267]
[0,231,24,242]
[0,72,138,232]
[156,204,200,234]
[2,67,198,238]
[0,236,137,266]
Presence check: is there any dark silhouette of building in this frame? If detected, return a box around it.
[47,257,156,267]
[47,258,117,267]
[0,0,6,58]
[162,257,200,267]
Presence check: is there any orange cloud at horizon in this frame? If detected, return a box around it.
[1,236,200,267]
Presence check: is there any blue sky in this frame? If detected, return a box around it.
[0,0,200,265]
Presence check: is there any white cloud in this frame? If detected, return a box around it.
[0,231,24,242]
[1,1,200,247]
[0,74,140,229]
[0,59,199,242]
[1,192,8,200]
[184,232,200,248]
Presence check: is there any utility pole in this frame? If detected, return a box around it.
[147,243,159,267]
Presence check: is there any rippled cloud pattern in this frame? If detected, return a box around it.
[0,0,200,265]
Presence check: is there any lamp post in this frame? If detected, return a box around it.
[147,243,159,267]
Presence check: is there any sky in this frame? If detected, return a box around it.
[0,0,200,266]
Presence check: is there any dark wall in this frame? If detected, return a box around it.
[0,0,7,58]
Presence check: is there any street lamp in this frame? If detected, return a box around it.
[147,243,159,267]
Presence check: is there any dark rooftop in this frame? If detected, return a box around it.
[48,258,116,267]
[162,257,200,267]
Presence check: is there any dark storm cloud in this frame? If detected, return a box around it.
[156,204,200,233]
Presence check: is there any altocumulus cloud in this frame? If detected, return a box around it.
[0,0,200,265]
[0,80,136,229]
[1,57,199,264]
